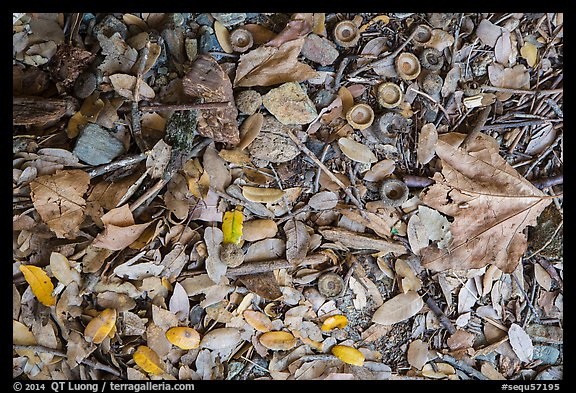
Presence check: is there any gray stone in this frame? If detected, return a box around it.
[301,34,340,66]
[73,124,125,166]
[211,13,246,27]
[262,82,318,125]
[93,15,127,39]
[235,90,262,115]
[247,116,300,163]
[533,346,560,365]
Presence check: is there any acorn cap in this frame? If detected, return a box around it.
[413,24,433,46]
[379,178,409,207]
[230,28,254,53]
[421,73,443,96]
[419,47,444,71]
[345,103,374,130]
[318,272,345,298]
[333,20,360,48]
[376,82,403,109]
[395,52,421,80]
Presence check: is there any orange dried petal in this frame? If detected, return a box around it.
[259,331,297,351]
[243,310,273,332]
[331,345,365,366]
[84,308,117,344]
[321,315,348,331]
[133,345,165,375]
[165,327,201,350]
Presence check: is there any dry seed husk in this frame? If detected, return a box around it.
[317,272,344,298]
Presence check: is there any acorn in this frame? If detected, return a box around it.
[419,47,444,71]
[333,20,360,48]
[395,52,421,80]
[345,103,374,130]
[317,272,345,298]
[376,82,403,109]
[421,73,444,96]
[230,28,254,53]
[413,24,433,46]
[379,178,409,207]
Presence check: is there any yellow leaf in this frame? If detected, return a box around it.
[520,42,538,67]
[259,331,297,350]
[133,345,165,375]
[84,308,117,344]
[166,327,201,350]
[243,310,273,332]
[214,20,233,54]
[359,15,390,32]
[218,148,253,165]
[67,111,89,139]
[222,209,244,245]
[19,265,55,307]
[331,345,365,366]
[242,186,284,203]
[321,315,348,331]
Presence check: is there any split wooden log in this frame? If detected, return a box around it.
[13,96,78,125]
[318,227,406,254]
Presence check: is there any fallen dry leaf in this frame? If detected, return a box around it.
[508,323,533,363]
[109,73,155,100]
[133,345,165,375]
[372,290,424,325]
[259,331,297,351]
[420,132,551,273]
[284,219,311,264]
[92,205,152,251]
[165,327,201,350]
[417,123,438,165]
[234,38,318,87]
[84,308,117,344]
[242,186,284,203]
[19,265,55,307]
[407,339,429,370]
[30,169,90,239]
[331,345,365,366]
[338,137,377,164]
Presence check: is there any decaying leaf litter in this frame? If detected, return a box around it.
[13,12,563,381]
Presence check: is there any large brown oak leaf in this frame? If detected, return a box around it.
[420,133,552,273]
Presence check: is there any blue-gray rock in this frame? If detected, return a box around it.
[93,15,127,39]
[533,346,560,365]
[73,124,125,166]
[195,13,213,26]
[211,13,246,27]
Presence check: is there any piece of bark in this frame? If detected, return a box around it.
[226,253,329,277]
[47,43,97,89]
[13,96,78,125]
[238,272,282,300]
[182,54,239,144]
[319,227,407,254]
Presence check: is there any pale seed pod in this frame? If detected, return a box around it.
[376,82,403,109]
[345,103,374,130]
[230,28,253,53]
[333,20,360,48]
[396,52,421,80]
[380,178,409,207]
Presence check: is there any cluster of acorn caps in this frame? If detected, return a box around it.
[337,22,444,132]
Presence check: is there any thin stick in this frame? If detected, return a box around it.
[285,130,365,213]
[423,295,456,335]
[87,153,147,178]
[139,102,232,112]
[130,43,150,152]
[409,88,451,123]
[226,253,329,277]
[348,28,419,78]
[525,220,563,260]
[440,354,489,380]
[459,106,491,151]
[129,178,169,212]
[480,85,563,96]
[13,344,122,378]
[313,143,331,193]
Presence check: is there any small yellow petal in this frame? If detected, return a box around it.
[331,345,365,366]
[321,315,349,331]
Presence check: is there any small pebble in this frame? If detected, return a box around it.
[73,123,125,166]
[73,71,96,99]
[262,82,318,125]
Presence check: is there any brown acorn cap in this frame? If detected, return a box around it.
[333,20,360,48]
[379,178,409,207]
[318,272,345,298]
[377,82,403,109]
[413,24,433,46]
[419,47,444,71]
[395,52,421,80]
[230,28,254,53]
[345,103,374,130]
